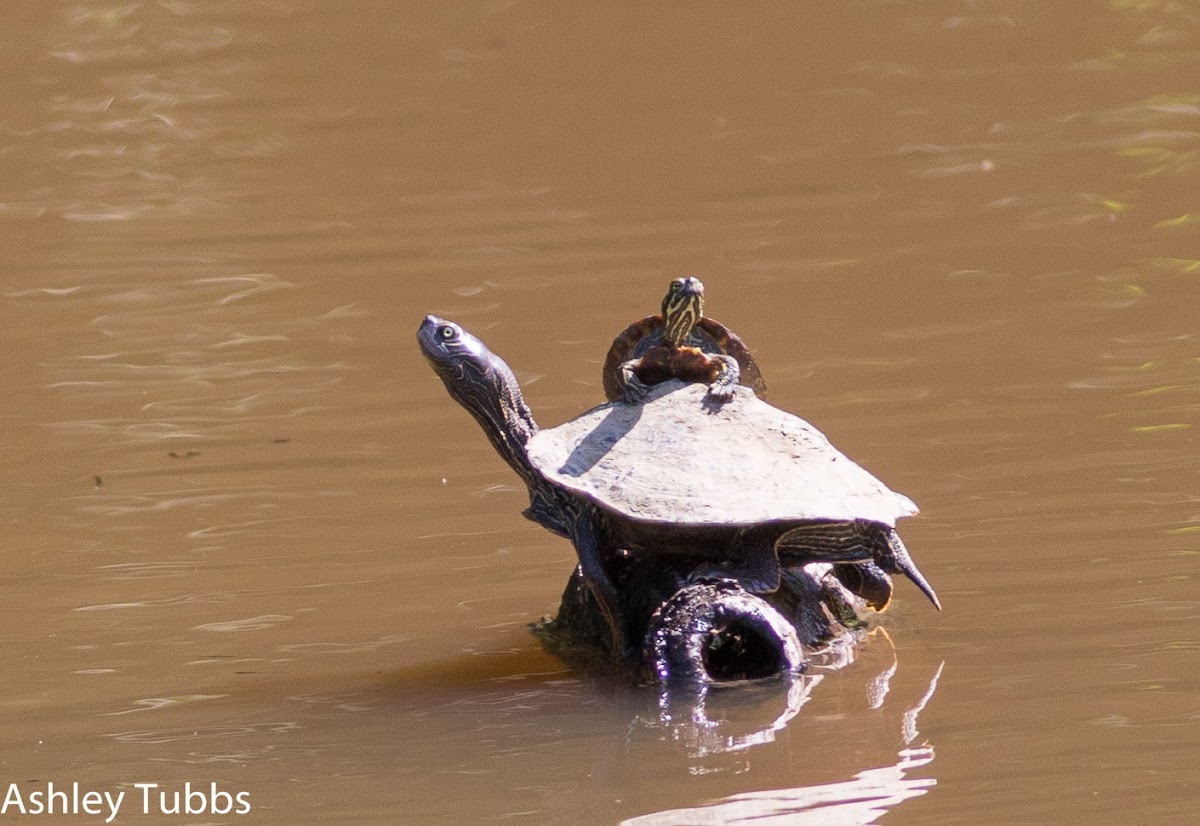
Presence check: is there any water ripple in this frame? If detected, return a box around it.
[108,721,300,745]
[194,614,293,633]
[106,694,228,716]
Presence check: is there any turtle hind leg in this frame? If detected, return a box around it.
[774,521,874,564]
[776,523,888,609]
[832,562,894,611]
[779,521,940,611]
[876,527,941,611]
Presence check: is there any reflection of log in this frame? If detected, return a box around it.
[532,550,867,684]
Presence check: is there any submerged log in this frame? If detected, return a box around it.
[643,580,804,683]
[533,550,870,684]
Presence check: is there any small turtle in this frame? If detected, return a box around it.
[602,277,767,403]
[419,317,939,659]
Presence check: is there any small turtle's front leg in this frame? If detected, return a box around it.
[618,358,653,404]
[705,353,740,402]
[567,510,630,659]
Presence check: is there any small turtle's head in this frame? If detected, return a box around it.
[661,277,705,347]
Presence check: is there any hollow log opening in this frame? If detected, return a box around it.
[702,619,786,682]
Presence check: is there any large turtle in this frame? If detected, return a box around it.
[418,316,939,658]
[602,277,767,403]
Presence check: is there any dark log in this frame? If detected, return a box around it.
[532,550,870,684]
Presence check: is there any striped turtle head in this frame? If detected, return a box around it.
[417,315,493,392]
[418,316,538,475]
[660,277,705,347]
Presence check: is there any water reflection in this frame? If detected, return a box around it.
[645,627,866,758]
[623,747,935,826]
[651,675,822,760]
[624,661,944,825]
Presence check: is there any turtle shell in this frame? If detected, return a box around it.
[601,315,767,402]
[526,380,917,528]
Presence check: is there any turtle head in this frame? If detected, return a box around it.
[417,316,493,391]
[418,316,539,469]
[661,277,705,347]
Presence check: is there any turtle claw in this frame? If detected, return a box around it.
[705,382,736,403]
[704,353,740,404]
[619,376,653,404]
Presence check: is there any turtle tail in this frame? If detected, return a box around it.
[883,529,941,611]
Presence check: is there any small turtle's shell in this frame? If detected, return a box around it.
[602,315,767,402]
[527,380,917,528]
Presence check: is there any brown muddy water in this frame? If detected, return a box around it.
[2,1,1198,823]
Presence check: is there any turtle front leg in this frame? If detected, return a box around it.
[566,510,630,659]
[617,358,653,404]
[705,353,740,402]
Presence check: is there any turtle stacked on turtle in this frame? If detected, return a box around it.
[602,278,920,613]
[418,285,939,666]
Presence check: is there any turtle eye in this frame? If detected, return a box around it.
[438,324,457,341]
